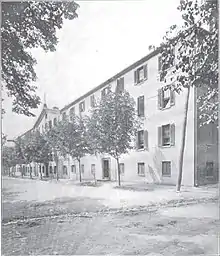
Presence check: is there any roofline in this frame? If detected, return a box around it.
[17,128,34,140]
[61,48,160,112]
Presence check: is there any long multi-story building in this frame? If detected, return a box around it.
[15,48,218,187]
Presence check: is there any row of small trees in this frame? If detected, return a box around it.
[3,90,138,186]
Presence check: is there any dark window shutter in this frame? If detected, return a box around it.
[144,130,148,150]
[144,64,148,80]
[137,97,140,115]
[134,70,137,84]
[158,126,162,147]
[158,89,163,109]
[170,123,175,146]
[136,132,139,149]
[170,89,175,106]
[140,96,144,116]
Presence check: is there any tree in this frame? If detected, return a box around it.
[88,90,138,186]
[63,116,90,183]
[159,0,218,191]
[45,120,69,181]
[28,131,53,180]
[1,1,79,116]
[2,146,17,176]
[14,137,26,177]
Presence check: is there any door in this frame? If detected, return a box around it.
[103,159,110,179]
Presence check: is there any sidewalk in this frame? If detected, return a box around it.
[5,177,218,209]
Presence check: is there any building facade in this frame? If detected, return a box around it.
[17,48,218,186]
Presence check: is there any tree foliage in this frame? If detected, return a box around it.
[88,90,138,185]
[1,1,79,116]
[2,146,17,175]
[159,0,218,125]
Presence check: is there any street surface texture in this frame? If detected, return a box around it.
[2,177,219,255]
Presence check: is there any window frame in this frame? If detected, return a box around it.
[138,162,145,176]
[79,101,85,113]
[137,95,145,117]
[81,164,84,174]
[162,124,171,147]
[162,161,171,177]
[90,95,95,108]
[205,161,214,177]
[137,130,144,149]
[71,165,76,174]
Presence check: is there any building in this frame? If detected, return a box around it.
[17,48,218,186]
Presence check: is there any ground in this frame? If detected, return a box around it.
[2,177,219,255]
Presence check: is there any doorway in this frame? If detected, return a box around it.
[102,158,110,179]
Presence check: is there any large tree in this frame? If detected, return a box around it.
[1,1,79,116]
[88,90,138,186]
[159,0,218,191]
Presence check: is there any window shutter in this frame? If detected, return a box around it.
[158,126,162,147]
[144,64,148,80]
[170,123,175,146]
[134,70,137,84]
[141,96,144,116]
[144,130,149,150]
[136,132,139,149]
[158,89,163,109]
[137,97,140,116]
[170,90,175,106]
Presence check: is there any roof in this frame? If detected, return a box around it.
[61,47,160,112]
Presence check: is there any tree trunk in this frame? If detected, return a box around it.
[78,159,82,182]
[54,153,59,181]
[39,165,43,180]
[116,158,121,186]
[177,87,190,192]
[29,163,32,179]
[20,164,24,178]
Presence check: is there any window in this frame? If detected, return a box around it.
[49,120,52,129]
[138,163,145,176]
[71,165,76,173]
[79,101,85,113]
[158,87,175,109]
[205,161,214,177]
[49,166,53,174]
[119,163,125,175]
[101,86,111,98]
[137,96,144,117]
[91,164,95,174]
[116,77,124,93]
[54,166,57,174]
[69,107,75,120]
[162,161,171,177]
[62,112,67,120]
[137,130,144,149]
[53,118,57,126]
[42,166,45,174]
[158,124,175,147]
[90,95,95,108]
[63,166,68,175]
[134,64,148,84]
[81,164,84,174]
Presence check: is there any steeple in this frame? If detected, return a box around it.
[43,93,47,108]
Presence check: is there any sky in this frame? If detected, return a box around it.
[2,0,182,139]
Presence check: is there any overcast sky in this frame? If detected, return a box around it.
[3,0,182,139]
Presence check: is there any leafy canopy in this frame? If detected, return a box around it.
[159,0,218,125]
[2,1,79,116]
[88,90,138,160]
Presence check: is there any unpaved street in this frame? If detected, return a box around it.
[2,177,219,255]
